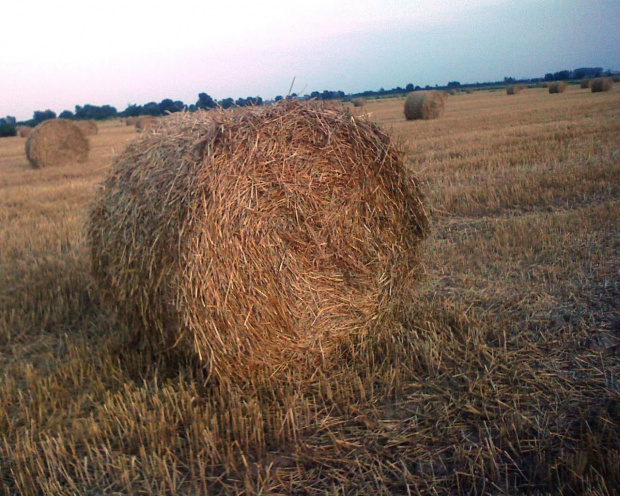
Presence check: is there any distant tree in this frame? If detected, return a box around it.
[504,76,516,84]
[159,98,184,114]
[59,110,74,119]
[75,104,117,120]
[415,85,422,91]
[405,83,414,92]
[274,95,283,102]
[0,117,17,137]
[219,97,235,109]
[122,104,141,117]
[447,81,461,88]
[554,70,571,80]
[33,109,56,124]
[196,93,217,110]
[142,102,161,116]
[544,73,554,81]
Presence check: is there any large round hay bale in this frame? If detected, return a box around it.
[580,79,592,89]
[548,81,567,94]
[89,101,429,381]
[403,91,445,120]
[75,119,98,136]
[506,85,522,95]
[126,117,138,126]
[591,77,612,93]
[17,126,32,138]
[25,119,89,168]
[351,97,366,107]
[135,116,157,131]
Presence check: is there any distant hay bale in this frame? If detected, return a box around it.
[75,120,99,136]
[17,126,32,138]
[580,79,592,89]
[506,85,520,95]
[548,81,567,94]
[404,91,445,120]
[541,83,549,89]
[351,98,366,107]
[612,76,620,83]
[25,119,89,168]
[135,116,157,131]
[126,117,138,126]
[89,101,429,382]
[591,77,612,93]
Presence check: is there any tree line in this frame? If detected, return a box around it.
[1,65,616,137]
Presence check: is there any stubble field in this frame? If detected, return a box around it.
[1,86,619,494]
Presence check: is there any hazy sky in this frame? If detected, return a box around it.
[3,0,619,121]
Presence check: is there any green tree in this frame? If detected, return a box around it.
[196,93,216,110]
[33,109,56,124]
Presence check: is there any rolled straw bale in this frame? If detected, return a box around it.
[541,83,549,88]
[580,79,592,89]
[135,115,157,131]
[591,77,612,93]
[506,85,521,95]
[25,119,89,168]
[126,117,138,126]
[17,126,32,138]
[404,91,445,120]
[351,98,366,107]
[75,119,99,136]
[612,76,620,83]
[548,81,567,94]
[89,101,429,381]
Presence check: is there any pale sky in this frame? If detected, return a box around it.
[2,0,619,121]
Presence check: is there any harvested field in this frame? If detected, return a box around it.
[1,87,619,495]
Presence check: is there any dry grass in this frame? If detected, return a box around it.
[1,88,619,495]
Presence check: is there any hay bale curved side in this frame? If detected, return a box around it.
[25,119,89,168]
[75,120,99,136]
[548,81,567,94]
[17,126,32,138]
[404,91,445,120]
[351,98,366,107]
[591,78,612,92]
[580,79,592,89]
[126,117,138,126]
[89,102,429,381]
[135,116,157,131]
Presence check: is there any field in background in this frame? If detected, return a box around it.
[1,87,619,494]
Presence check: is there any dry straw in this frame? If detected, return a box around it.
[135,116,157,131]
[17,126,32,138]
[591,77,612,93]
[548,81,567,94]
[351,98,366,107]
[125,117,138,126]
[404,91,445,120]
[75,120,98,136]
[25,119,89,168]
[89,101,429,382]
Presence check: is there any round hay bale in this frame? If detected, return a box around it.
[75,119,99,136]
[126,117,138,126]
[591,77,612,93]
[403,91,445,120]
[612,76,620,83]
[580,79,592,89]
[135,116,157,131]
[25,119,89,168]
[89,101,429,382]
[351,98,366,107]
[506,85,521,95]
[541,83,549,89]
[17,126,32,138]
[548,81,567,94]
